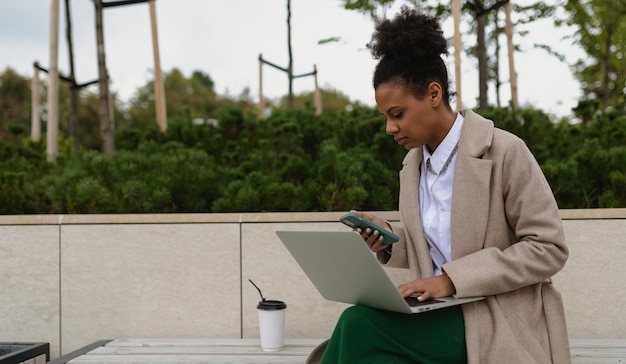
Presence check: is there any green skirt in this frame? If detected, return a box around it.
[320,305,467,364]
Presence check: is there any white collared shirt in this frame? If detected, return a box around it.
[419,112,465,276]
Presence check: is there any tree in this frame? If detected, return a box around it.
[342,0,399,22]
[466,0,509,111]
[74,89,118,150]
[340,0,556,110]
[558,0,626,117]
[0,68,31,140]
[279,88,352,114]
[125,68,219,126]
[286,0,294,108]
[94,0,115,155]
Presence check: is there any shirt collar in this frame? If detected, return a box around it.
[423,112,465,174]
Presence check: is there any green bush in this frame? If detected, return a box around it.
[42,141,219,213]
[1,105,624,214]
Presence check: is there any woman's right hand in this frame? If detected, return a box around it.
[350,210,392,253]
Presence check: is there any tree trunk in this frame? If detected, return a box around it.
[504,1,518,111]
[286,0,294,109]
[601,26,613,108]
[477,10,488,111]
[94,0,115,154]
[65,0,79,143]
[494,9,501,108]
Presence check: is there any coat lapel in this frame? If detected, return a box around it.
[450,110,494,259]
[399,110,495,272]
[399,149,435,277]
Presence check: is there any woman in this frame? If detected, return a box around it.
[308,7,570,364]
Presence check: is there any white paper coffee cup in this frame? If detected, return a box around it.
[257,300,287,351]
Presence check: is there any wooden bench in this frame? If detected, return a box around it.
[47,339,324,364]
[570,339,626,363]
[47,338,626,363]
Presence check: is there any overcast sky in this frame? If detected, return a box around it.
[0,0,584,118]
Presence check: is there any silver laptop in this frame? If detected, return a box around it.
[276,230,484,314]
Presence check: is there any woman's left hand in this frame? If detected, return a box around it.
[397,272,456,300]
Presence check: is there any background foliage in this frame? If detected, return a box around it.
[0,88,624,214]
[1,0,625,213]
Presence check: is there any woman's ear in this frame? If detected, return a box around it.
[428,82,443,107]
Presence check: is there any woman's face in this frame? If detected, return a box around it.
[375,82,438,150]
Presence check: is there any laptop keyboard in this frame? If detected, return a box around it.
[405,296,445,307]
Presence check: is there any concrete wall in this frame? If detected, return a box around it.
[1,209,624,360]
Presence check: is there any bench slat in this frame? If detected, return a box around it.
[88,345,315,356]
[103,338,322,348]
[570,339,626,363]
[67,339,321,364]
[69,354,309,363]
[62,338,626,364]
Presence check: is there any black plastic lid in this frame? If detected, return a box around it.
[257,300,287,310]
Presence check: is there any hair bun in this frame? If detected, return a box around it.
[367,6,448,62]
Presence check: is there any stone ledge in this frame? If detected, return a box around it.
[0,209,623,225]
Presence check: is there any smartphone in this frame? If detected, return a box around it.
[339,212,399,245]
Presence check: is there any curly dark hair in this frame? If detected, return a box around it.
[367,6,453,104]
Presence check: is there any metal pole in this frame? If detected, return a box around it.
[47,0,60,162]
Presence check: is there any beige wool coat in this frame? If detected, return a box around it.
[306,109,571,364]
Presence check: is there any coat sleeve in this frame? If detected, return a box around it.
[376,222,410,268]
[443,137,568,298]
[376,149,418,270]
